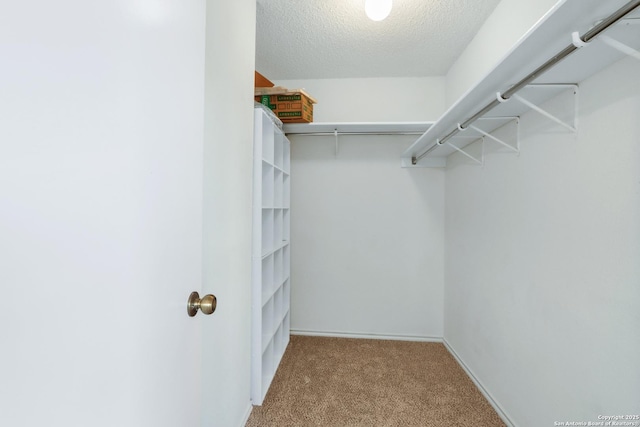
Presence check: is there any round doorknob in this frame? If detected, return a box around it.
[187,291,217,317]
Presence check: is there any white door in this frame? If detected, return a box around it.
[0,1,207,425]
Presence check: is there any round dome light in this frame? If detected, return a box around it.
[365,0,392,21]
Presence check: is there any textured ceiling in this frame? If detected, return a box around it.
[256,0,502,80]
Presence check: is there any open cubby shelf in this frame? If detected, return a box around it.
[251,108,291,405]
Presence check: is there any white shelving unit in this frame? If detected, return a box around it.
[251,107,291,405]
[402,0,640,167]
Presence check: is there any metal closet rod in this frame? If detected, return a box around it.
[287,131,427,136]
[412,0,640,165]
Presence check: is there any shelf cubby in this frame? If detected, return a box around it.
[261,297,274,353]
[274,248,283,290]
[274,209,283,247]
[261,209,274,256]
[262,163,274,208]
[283,246,290,281]
[274,131,284,170]
[261,119,274,164]
[283,209,290,242]
[283,174,290,208]
[261,255,274,304]
[283,139,290,173]
[274,169,283,207]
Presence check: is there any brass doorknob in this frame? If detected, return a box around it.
[187,291,217,317]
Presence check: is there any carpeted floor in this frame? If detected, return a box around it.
[246,335,505,427]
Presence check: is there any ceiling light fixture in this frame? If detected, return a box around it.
[365,0,392,21]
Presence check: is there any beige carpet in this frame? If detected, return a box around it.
[246,335,505,427]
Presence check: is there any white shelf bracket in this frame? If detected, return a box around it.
[598,34,640,61]
[511,86,578,133]
[445,138,484,166]
[334,129,339,157]
[467,122,519,154]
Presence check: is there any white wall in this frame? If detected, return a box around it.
[273,77,445,122]
[444,56,640,426]
[290,136,445,339]
[445,0,558,107]
[202,1,255,426]
[279,77,447,340]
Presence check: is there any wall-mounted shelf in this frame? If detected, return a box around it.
[402,0,640,168]
[284,122,440,164]
[283,122,433,136]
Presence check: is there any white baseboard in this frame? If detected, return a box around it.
[442,338,515,427]
[240,402,253,427]
[291,328,443,343]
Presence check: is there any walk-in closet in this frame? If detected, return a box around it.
[2,1,638,426]
[251,0,640,425]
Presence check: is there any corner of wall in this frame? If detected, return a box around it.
[444,0,559,108]
[202,0,256,426]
